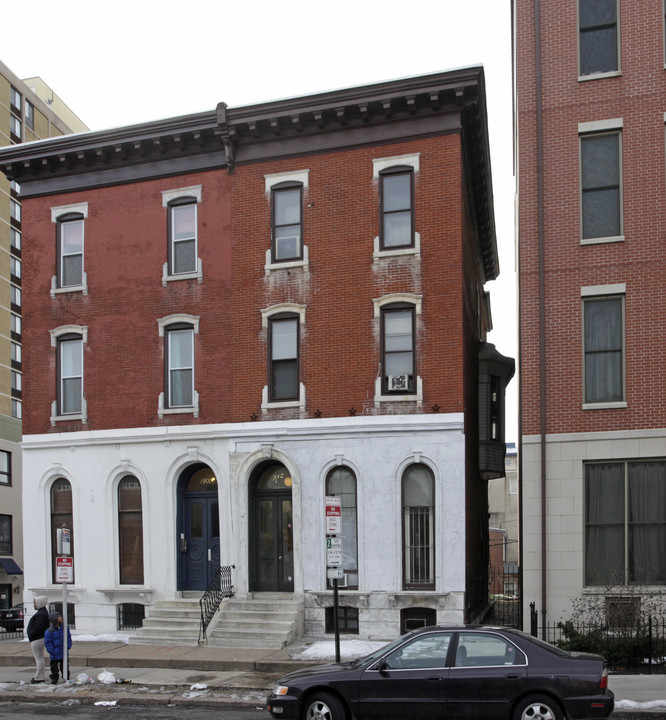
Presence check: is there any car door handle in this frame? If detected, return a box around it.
[506,674,520,679]
[427,677,442,682]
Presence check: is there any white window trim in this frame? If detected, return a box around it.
[264,170,309,275]
[372,294,423,406]
[157,315,200,417]
[373,232,421,261]
[162,185,203,284]
[581,285,627,410]
[372,153,420,179]
[51,203,89,297]
[49,325,88,426]
[260,303,306,328]
[261,383,306,413]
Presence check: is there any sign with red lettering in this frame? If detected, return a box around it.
[56,556,73,584]
[325,496,342,535]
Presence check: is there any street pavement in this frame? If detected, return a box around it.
[0,638,664,713]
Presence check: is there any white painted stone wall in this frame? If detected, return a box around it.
[22,413,467,638]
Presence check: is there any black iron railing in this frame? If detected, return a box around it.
[199,565,235,644]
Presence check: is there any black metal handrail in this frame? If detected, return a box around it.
[199,565,235,644]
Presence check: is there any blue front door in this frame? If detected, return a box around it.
[178,465,220,591]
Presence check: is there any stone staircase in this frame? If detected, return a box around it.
[207,593,304,649]
[129,592,304,648]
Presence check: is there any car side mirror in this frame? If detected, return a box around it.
[378,660,390,676]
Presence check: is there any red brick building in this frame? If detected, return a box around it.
[516,0,666,629]
[0,68,513,642]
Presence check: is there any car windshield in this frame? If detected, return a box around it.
[350,634,413,668]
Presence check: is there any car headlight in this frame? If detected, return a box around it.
[273,684,289,696]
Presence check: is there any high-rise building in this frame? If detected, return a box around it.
[515,1,666,629]
[0,60,87,614]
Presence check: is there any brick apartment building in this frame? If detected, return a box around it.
[515,1,666,628]
[0,68,513,641]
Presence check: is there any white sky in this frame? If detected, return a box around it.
[4,0,517,440]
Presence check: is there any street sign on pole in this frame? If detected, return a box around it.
[55,557,73,584]
[326,537,343,567]
[325,496,342,535]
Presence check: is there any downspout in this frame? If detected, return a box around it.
[534,0,548,638]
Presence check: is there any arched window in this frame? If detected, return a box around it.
[379,166,414,249]
[50,478,73,583]
[402,463,435,589]
[326,466,358,588]
[167,197,198,275]
[271,182,303,262]
[57,333,83,415]
[381,303,416,394]
[118,476,144,584]
[56,213,85,288]
[269,313,299,401]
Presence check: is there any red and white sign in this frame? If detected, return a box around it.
[325,496,342,535]
[55,556,73,584]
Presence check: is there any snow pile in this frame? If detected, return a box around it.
[293,639,385,661]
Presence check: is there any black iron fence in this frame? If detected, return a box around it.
[535,613,666,674]
[487,566,521,629]
[199,565,234,644]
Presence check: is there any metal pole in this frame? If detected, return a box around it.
[333,577,340,663]
[62,580,68,683]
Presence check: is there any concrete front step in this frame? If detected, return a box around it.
[130,598,202,646]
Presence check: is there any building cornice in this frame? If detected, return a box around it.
[0,66,498,279]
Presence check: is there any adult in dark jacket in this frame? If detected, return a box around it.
[44,611,72,684]
[26,596,49,683]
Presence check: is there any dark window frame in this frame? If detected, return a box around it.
[118,476,144,585]
[325,605,359,634]
[165,323,195,408]
[9,87,21,114]
[325,466,359,589]
[167,196,198,275]
[25,100,34,130]
[579,0,619,76]
[57,333,83,416]
[580,131,622,240]
[381,303,416,394]
[271,182,303,263]
[402,463,436,591]
[379,166,415,250]
[50,478,74,584]
[583,294,624,404]
[0,514,12,554]
[0,451,11,486]
[56,212,85,288]
[268,313,300,402]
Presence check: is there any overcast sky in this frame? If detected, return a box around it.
[4,0,517,440]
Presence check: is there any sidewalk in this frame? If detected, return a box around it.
[0,637,664,712]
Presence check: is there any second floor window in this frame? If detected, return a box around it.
[168,199,197,274]
[380,168,414,249]
[271,184,303,262]
[269,315,299,401]
[382,304,415,394]
[57,214,84,287]
[581,131,621,240]
[584,295,623,404]
[167,326,194,407]
[58,335,83,414]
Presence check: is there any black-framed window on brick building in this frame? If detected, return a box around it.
[380,166,414,249]
[585,460,666,586]
[166,325,195,408]
[403,463,435,590]
[168,197,198,275]
[118,476,144,585]
[56,213,84,288]
[579,0,618,76]
[581,131,621,240]
[269,315,299,401]
[271,183,303,262]
[381,304,416,394]
[57,335,83,415]
[583,295,624,404]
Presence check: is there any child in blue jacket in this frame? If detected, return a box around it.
[44,611,72,684]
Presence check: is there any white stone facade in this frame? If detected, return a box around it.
[23,413,467,639]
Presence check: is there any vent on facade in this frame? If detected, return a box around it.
[275,235,299,260]
[387,374,409,391]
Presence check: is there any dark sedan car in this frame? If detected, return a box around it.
[0,603,24,632]
[267,625,614,720]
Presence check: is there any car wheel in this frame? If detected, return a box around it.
[303,692,346,720]
[513,695,563,720]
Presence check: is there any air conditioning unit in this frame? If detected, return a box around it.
[330,573,348,588]
[387,374,409,391]
[275,235,300,260]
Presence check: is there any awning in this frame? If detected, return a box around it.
[0,558,23,575]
